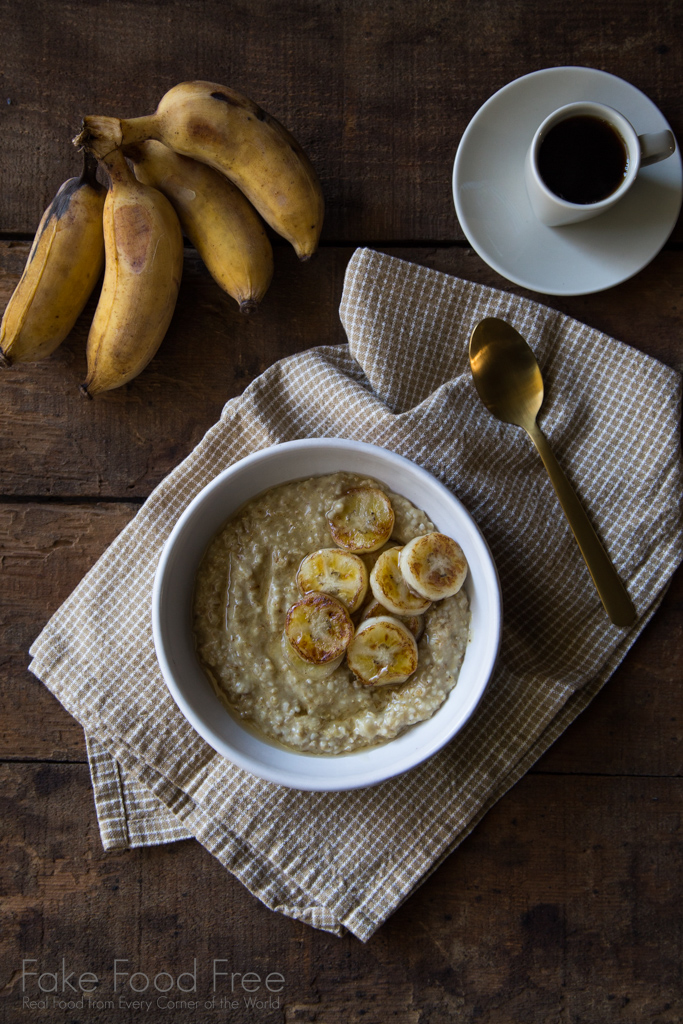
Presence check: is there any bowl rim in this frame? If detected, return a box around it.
[152,438,502,790]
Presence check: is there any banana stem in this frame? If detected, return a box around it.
[118,115,160,147]
[73,114,159,161]
[97,147,136,187]
[73,116,123,159]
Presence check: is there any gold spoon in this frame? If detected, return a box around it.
[469,317,636,627]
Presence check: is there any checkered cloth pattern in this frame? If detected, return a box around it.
[29,248,683,941]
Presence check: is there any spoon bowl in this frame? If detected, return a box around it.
[469,317,636,627]
[469,317,544,427]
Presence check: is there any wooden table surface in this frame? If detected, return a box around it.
[1,2,682,1022]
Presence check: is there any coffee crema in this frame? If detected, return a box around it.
[537,115,629,205]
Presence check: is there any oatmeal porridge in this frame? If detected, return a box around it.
[192,472,470,754]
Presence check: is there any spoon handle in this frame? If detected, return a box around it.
[526,421,637,627]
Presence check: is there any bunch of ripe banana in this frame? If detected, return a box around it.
[0,81,324,396]
[283,486,469,687]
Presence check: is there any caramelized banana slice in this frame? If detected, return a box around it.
[399,532,468,600]
[370,547,432,616]
[326,486,395,553]
[281,633,345,680]
[360,597,425,641]
[284,592,354,665]
[296,548,368,613]
[347,616,418,686]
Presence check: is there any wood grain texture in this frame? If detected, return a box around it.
[0,502,137,761]
[1,765,681,1023]
[0,0,681,241]
[2,242,682,498]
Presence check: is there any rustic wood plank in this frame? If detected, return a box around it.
[388,773,683,1023]
[537,565,683,777]
[0,503,137,761]
[1,765,681,1022]
[2,242,682,499]
[2,502,681,778]
[0,0,681,241]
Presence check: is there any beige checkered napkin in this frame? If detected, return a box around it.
[29,248,683,941]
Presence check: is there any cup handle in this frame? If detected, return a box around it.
[638,129,676,167]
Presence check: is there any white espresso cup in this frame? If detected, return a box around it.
[524,101,676,227]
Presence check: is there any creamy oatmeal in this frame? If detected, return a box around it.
[192,473,470,754]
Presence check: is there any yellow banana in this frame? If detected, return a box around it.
[80,148,183,397]
[125,140,273,313]
[74,81,324,260]
[0,152,105,366]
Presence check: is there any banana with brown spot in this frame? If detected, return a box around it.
[75,81,324,260]
[0,152,105,366]
[80,148,184,397]
[125,140,273,314]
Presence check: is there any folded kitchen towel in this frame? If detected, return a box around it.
[29,248,683,941]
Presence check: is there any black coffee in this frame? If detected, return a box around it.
[537,115,629,205]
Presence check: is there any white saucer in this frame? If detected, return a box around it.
[453,67,682,296]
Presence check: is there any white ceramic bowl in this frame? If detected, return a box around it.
[152,439,502,790]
